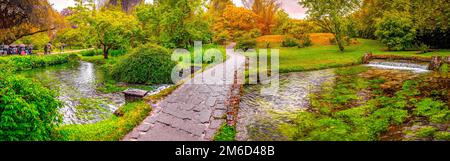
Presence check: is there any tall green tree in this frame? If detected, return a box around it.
[93,9,140,59]
[55,0,97,49]
[137,0,211,48]
[298,0,360,52]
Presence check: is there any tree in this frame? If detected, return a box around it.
[54,0,97,49]
[242,0,281,35]
[352,0,450,48]
[212,5,259,42]
[209,0,233,16]
[136,0,211,48]
[103,0,144,13]
[0,0,64,44]
[352,0,412,39]
[298,0,360,52]
[273,9,290,35]
[93,9,140,59]
[375,12,416,51]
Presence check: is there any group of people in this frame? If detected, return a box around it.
[0,44,33,56]
[0,42,67,56]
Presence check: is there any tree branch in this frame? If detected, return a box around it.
[6,27,56,44]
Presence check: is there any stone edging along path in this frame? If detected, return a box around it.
[123,44,245,141]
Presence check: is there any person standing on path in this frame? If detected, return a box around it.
[45,42,53,55]
[60,43,65,53]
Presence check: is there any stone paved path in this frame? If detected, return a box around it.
[123,44,245,141]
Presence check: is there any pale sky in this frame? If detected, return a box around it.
[49,0,307,19]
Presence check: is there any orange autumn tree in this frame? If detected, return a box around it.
[212,5,259,43]
[243,0,281,35]
[0,0,64,44]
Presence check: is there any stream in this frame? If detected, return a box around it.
[19,61,125,125]
[237,61,432,141]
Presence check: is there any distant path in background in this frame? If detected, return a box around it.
[34,48,94,55]
[123,43,245,141]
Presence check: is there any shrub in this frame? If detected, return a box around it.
[110,49,127,57]
[282,36,299,47]
[111,44,176,84]
[81,50,100,57]
[416,43,430,54]
[236,39,257,51]
[375,12,416,51]
[0,75,62,141]
[298,36,312,48]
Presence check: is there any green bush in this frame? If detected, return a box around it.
[298,36,312,48]
[80,50,100,57]
[375,12,416,51]
[236,39,257,51]
[282,36,299,47]
[111,44,176,84]
[0,75,62,141]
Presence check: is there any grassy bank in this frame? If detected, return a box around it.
[56,101,151,141]
[0,54,73,71]
[256,39,450,73]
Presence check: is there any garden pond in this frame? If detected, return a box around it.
[19,61,170,125]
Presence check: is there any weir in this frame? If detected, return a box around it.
[362,53,450,71]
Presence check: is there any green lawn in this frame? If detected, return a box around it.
[267,39,450,73]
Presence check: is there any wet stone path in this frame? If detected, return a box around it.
[123,45,245,141]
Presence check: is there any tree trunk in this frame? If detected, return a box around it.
[335,34,345,52]
[103,46,109,59]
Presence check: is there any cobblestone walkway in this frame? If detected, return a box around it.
[123,44,245,141]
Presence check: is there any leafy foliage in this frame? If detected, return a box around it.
[0,54,71,71]
[299,0,360,52]
[0,0,64,44]
[111,43,176,84]
[0,75,62,141]
[93,9,140,59]
[136,0,212,48]
[212,5,259,42]
[282,36,298,47]
[236,39,257,51]
[375,12,416,51]
[414,98,449,123]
